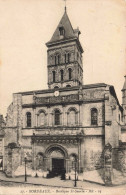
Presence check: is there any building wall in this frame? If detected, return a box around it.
[4,84,123,172]
[105,88,122,148]
[82,136,104,170]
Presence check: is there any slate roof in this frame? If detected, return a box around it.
[15,83,107,95]
[47,11,76,44]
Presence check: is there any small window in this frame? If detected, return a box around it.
[68,68,72,80]
[26,112,31,127]
[91,108,98,125]
[54,86,59,89]
[55,55,60,65]
[57,55,60,64]
[59,27,65,36]
[65,53,70,63]
[52,71,56,82]
[68,53,70,63]
[65,53,67,63]
[60,70,64,81]
[54,109,60,125]
[66,85,71,87]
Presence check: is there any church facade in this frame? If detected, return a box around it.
[3,9,126,177]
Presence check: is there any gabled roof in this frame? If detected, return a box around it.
[122,75,126,91]
[47,11,76,44]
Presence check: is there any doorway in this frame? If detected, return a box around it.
[52,158,64,176]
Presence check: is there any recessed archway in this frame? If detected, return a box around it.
[45,145,68,177]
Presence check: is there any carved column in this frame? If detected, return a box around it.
[65,159,69,173]
[44,157,50,171]
[62,105,65,126]
[78,139,81,173]
[51,113,54,126]
[32,140,37,170]
[66,112,69,125]
[47,106,50,126]
[35,113,38,127]
[79,103,83,126]
[33,107,36,127]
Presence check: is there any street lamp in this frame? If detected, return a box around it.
[24,157,27,182]
[74,159,77,187]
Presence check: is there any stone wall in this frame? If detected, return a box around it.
[4,145,21,177]
[82,137,104,171]
[113,145,126,174]
[4,128,17,147]
[105,87,121,148]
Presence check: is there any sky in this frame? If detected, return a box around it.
[0,0,126,116]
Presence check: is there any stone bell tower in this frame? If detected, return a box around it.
[122,75,126,124]
[46,9,84,89]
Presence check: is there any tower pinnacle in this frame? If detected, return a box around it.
[64,0,67,12]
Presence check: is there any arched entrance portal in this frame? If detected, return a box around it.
[45,145,68,177]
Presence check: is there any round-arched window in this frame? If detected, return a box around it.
[91,108,98,125]
[54,109,61,125]
[68,108,77,125]
[26,112,31,127]
[68,68,72,80]
[38,111,46,126]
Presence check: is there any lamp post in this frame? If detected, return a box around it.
[24,157,27,182]
[74,159,77,187]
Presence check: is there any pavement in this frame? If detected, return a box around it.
[0,168,126,188]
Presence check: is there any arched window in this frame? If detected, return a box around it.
[65,53,71,63]
[26,112,31,127]
[57,55,60,64]
[54,86,59,89]
[65,53,67,63]
[59,27,65,36]
[60,70,64,81]
[54,109,60,125]
[91,108,98,125]
[52,71,56,82]
[66,85,71,88]
[68,68,72,80]
[55,55,60,65]
[68,53,70,63]
[68,108,77,125]
[38,111,46,126]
